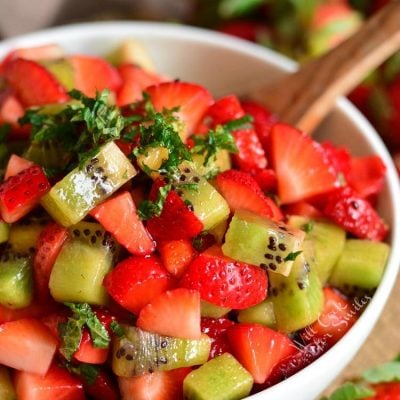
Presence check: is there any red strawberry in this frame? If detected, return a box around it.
[180,246,268,309]
[4,58,69,106]
[218,20,270,43]
[0,164,51,223]
[15,362,85,400]
[321,186,388,241]
[103,255,175,315]
[4,154,33,180]
[251,168,278,193]
[137,288,201,339]
[201,317,235,359]
[69,55,122,97]
[0,92,29,138]
[118,368,191,400]
[158,239,197,278]
[146,81,213,141]
[203,94,245,127]
[33,222,69,300]
[2,44,64,66]
[284,201,323,219]
[227,323,296,383]
[90,191,155,255]
[81,369,119,400]
[270,123,339,204]
[321,141,351,178]
[367,382,400,400]
[117,63,166,106]
[216,169,281,220]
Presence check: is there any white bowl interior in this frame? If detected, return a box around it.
[1,22,399,400]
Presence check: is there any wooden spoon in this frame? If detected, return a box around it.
[249,0,400,134]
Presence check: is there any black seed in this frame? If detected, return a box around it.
[179,174,186,182]
[193,176,200,183]
[148,368,154,373]
[73,229,80,237]
[187,204,194,212]
[86,164,93,173]
[269,236,277,245]
[91,236,97,244]
[159,356,168,364]
[297,281,306,290]
[275,256,283,264]
[278,243,286,251]
[160,340,168,348]
[102,176,108,182]
[125,354,134,361]
[264,253,274,260]
[183,168,190,173]
[271,288,278,297]
[83,229,91,236]
[268,263,277,271]
[351,201,359,209]
[260,263,268,270]
[267,244,277,251]
[95,230,102,237]
[91,157,99,165]
[96,167,104,174]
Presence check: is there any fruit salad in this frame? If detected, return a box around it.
[0,40,391,400]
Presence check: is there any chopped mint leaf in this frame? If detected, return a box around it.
[362,361,400,384]
[0,124,11,141]
[218,0,265,18]
[110,321,125,338]
[192,231,211,252]
[284,250,302,262]
[138,182,172,220]
[302,221,314,233]
[65,362,99,386]
[321,383,374,400]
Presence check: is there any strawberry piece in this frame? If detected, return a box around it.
[137,288,201,339]
[69,55,122,97]
[250,168,277,193]
[216,169,279,219]
[0,92,29,139]
[118,368,191,400]
[270,123,339,204]
[367,382,400,400]
[158,239,197,278]
[204,94,245,127]
[33,222,68,300]
[90,191,155,255]
[146,81,213,140]
[41,311,68,346]
[2,44,64,66]
[117,64,166,106]
[346,155,386,198]
[4,58,68,107]
[201,317,235,359]
[0,318,57,375]
[147,186,204,241]
[284,201,323,218]
[321,141,351,178]
[0,164,51,223]
[227,323,296,384]
[103,255,175,315]
[15,362,85,400]
[81,369,119,400]
[321,186,388,241]
[180,246,268,309]
[4,154,33,180]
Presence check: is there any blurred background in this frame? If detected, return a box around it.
[0,0,399,395]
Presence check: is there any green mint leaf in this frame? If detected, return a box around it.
[362,361,400,384]
[218,0,264,18]
[322,382,375,400]
[284,250,303,262]
[110,321,125,338]
[65,362,99,386]
[58,316,86,361]
[138,183,172,220]
[0,124,11,142]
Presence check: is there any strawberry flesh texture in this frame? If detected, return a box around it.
[367,382,400,400]
[180,246,268,309]
[0,92,30,139]
[201,317,235,359]
[103,255,175,315]
[4,154,34,180]
[4,58,69,107]
[0,164,51,223]
[321,141,352,179]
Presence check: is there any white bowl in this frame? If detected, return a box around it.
[1,22,399,400]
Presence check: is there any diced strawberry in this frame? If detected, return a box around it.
[147,184,204,241]
[367,382,400,400]
[284,201,323,218]
[158,239,197,278]
[4,58,69,106]
[90,191,155,255]
[2,44,64,66]
[321,141,352,179]
[180,246,268,309]
[0,165,51,223]
[117,64,166,106]
[15,362,85,400]
[218,20,270,43]
[118,368,191,400]
[4,154,34,180]
[250,168,277,193]
[41,310,68,345]
[137,288,201,339]
[73,329,109,364]
[201,317,235,359]
[216,169,280,219]
[346,155,386,198]
[301,287,357,347]
[269,123,339,204]
[0,93,29,139]
[33,222,68,300]
[203,94,244,127]
[227,323,296,384]
[103,255,175,315]
[146,81,213,141]
[69,55,122,97]
[81,369,119,400]
[0,318,57,375]
[321,186,388,241]
[348,84,373,115]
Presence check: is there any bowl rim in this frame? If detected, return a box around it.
[1,21,400,399]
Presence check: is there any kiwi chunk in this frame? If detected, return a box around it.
[0,252,33,309]
[201,300,230,318]
[49,221,117,305]
[288,216,346,284]
[41,142,136,227]
[0,221,9,244]
[237,298,276,328]
[112,326,211,377]
[183,353,253,400]
[0,366,16,400]
[191,150,231,178]
[24,140,71,170]
[41,58,75,91]
[329,239,390,291]
[269,252,324,333]
[222,209,305,276]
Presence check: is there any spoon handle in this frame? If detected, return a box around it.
[251,0,400,134]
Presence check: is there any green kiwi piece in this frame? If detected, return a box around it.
[222,209,305,276]
[201,300,231,318]
[0,221,10,244]
[0,366,16,400]
[237,298,276,328]
[288,215,346,284]
[329,239,390,291]
[0,251,33,309]
[183,353,253,400]
[49,221,117,305]
[112,326,211,377]
[24,140,71,170]
[41,142,137,227]
[269,251,324,333]
[41,58,75,91]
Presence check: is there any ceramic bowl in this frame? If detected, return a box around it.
[1,22,399,400]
